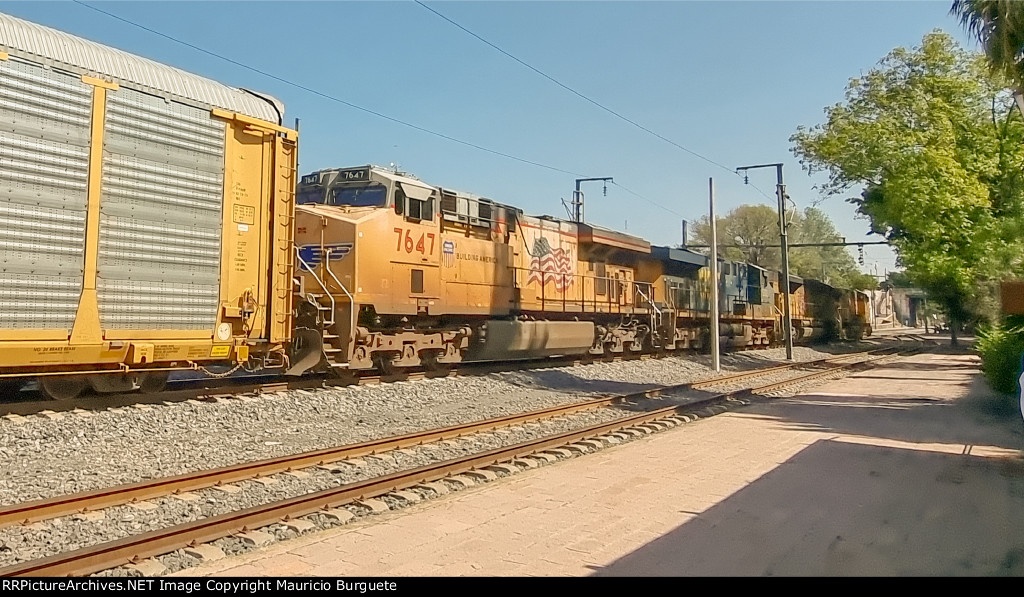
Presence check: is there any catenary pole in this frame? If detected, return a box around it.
[709,178,720,372]
[775,165,794,360]
[571,177,613,223]
[736,163,794,361]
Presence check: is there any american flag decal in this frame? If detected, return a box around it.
[527,237,574,291]
[298,243,353,271]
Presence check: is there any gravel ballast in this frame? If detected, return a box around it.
[0,345,870,506]
[0,342,900,572]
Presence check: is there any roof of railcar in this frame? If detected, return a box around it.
[0,11,283,123]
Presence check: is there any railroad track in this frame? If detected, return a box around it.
[0,347,914,577]
[0,347,891,530]
[0,339,911,418]
[0,354,603,417]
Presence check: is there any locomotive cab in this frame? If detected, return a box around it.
[297,166,418,211]
[290,165,450,375]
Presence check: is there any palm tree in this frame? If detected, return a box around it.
[952,0,1024,110]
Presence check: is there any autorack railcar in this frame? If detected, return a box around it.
[0,12,296,398]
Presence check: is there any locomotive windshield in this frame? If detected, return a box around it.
[296,183,389,207]
[296,188,325,205]
[329,183,388,207]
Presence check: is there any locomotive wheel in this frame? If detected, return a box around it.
[39,376,89,401]
[421,350,452,375]
[137,372,169,394]
[373,352,399,376]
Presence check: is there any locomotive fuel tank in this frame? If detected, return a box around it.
[467,320,596,361]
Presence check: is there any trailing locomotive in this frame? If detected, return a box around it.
[0,12,871,397]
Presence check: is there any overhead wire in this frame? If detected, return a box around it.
[71,1,589,178]
[73,1,772,219]
[414,1,779,204]
[609,181,686,218]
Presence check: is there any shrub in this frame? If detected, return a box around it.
[975,315,1024,394]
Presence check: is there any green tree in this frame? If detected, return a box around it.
[791,207,871,289]
[887,271,915,288]
[687,204,865,287]
[688,204,784,267]
[846,272,880,291]
[790,31,1024,345]
[953,1,1024,325]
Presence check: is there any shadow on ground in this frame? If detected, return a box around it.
[591,439,1024,576]
[591,351,1024,576]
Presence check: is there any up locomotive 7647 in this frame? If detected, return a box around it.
[0,12,869,398]
[288,165,870,378]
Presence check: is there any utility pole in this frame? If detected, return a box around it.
[709,178,721,372]
[570,177,613,223]
[736,163,794,360]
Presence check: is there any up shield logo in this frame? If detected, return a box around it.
[298,243,353,271]
[442,240,455,267]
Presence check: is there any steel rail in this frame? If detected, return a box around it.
[0,348,891,530]
[0,339,903,417]
[0,348,915,577]
[0,351,653,416]
[688,347,895,389]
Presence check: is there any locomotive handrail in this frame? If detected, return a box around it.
[635,285,661,316]
[322,249,355,304]
[513,266,658,316]
[294,246,336,328]
[322,248,356,345]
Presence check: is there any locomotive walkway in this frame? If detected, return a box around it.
[175,347,1024,576]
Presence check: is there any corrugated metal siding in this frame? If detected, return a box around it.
[0,57,90,330]
[0,11,281,124]
[98,86,225,331]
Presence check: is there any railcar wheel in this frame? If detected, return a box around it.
[39,376,88,401]
[137,372,169,394]
[0,380,24,401]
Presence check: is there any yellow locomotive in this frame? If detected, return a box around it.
[288,164,793,377]
[290,165,666,375]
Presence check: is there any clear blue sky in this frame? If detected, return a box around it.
[0,1,978,277]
